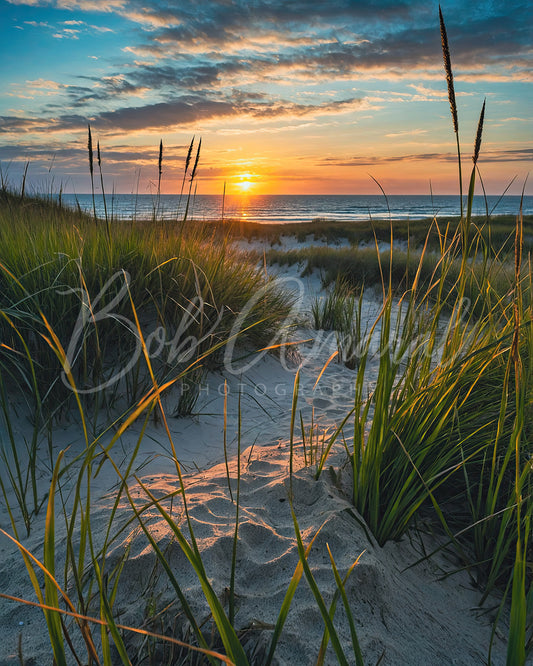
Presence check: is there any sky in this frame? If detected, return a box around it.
[0,0,531,196]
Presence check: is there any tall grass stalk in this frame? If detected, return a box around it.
[439,5,463,218]
[96,140,111,244]
[87,124,97,224]
[177,136,195,219]
[153,138,163,223]
[506,204,530,665]
[183,138,201,224]
[20,161,29,202]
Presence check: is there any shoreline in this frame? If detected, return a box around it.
[49,191,533,226]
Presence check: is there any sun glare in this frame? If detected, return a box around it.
[234,173,257,193]
[237,180,253,192]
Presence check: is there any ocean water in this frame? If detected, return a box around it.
[58,193,532,225]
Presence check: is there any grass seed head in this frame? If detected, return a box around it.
[185,136,195,174]
[439,6,458,134]
[87,124,94,176]
[190,138,202,182]
[472,99,486,165]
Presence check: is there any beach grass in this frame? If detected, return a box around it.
[211,213,533,257]
[0,187,292,408]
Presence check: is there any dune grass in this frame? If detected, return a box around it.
[0,188,291,408]
[266,235,526,320]
[210,213,533,256]
[0,185,293,539]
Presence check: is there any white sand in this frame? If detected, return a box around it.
[0,257,512,665]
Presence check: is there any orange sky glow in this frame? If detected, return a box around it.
[0,0,531,196]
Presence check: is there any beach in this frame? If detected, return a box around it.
[0,248,513,664]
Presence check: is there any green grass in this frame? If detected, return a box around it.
[266,239,526,319]
[203,213,533,257]
[0,188,292,413]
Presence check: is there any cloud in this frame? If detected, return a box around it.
[385,129,429,138]
[24,20,51,27]
[8,0,126,10]
[26,78,66,90]
[0,113,92,134]
[479,149,533,163]
[0,141,191,164]
[17,11,115,41]
[104,0,531,83]
[0,116,53,132]
[317,148,533,167]
[53,28,80,39]
[3,0,531,195]
[86,94,366,131]
[0,90,366,136]
[16,0,530,81]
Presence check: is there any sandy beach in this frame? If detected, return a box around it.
[0,248,513,665]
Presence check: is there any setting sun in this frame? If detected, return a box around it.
[236,180,253,193]
[234,173,258,194]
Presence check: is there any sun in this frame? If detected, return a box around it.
[236,180,253,192]
[234,173,257,193]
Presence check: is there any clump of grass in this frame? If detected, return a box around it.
[311,276,357,331]
[212,213,533,258]
[0,190,292,415]
[335,287,364,370]
[174,366,207,417]
[310,277,364,370]
[270,241,523,320]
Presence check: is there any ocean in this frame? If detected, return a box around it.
[58,193,532,225]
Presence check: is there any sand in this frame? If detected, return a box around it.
[0,252,512,665]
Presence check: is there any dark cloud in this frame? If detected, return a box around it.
[318,148,533,167]
[122,0,531,69]
[94,97,237,130]
[479,148,533,163]
[0,113,93,134]
[124,0,422,48]
[6,0,530,134]
[90,0,530,111]
[0,116,59,133]
[0,143,193,163]
[0,117,40,133]
[1,88,364,136]
[88,94,364,131]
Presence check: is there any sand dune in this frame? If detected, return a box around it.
[0,260,512,665]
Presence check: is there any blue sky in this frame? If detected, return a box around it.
[0,0,531,195]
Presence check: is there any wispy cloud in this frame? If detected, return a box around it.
[19,13,114,39]
[385,129,429,138]
[318,148,533,167]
